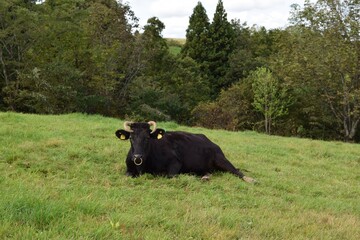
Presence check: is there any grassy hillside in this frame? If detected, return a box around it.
[166,38,186,45]
[1,112,359,239]
[166,38,185,55]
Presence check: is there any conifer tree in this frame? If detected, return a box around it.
[208,0,235,98]
[181,1,210,63]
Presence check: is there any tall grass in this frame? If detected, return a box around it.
[1,112,359,239]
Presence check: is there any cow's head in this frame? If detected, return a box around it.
[115,121,165,166]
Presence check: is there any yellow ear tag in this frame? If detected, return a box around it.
[157,134,163,140]
[120,135,126,140]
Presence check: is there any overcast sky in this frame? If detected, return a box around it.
[127,0,305,38]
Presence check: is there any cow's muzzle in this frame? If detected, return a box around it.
[133,154,143,166]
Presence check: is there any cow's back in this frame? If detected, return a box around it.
[150,131,223,174]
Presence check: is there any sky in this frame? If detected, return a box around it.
[126,0,305,38]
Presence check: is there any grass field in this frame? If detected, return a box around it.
[1,112,359,239]
[166,38,185,55]
[169,46,182,55]
[166,38,186,45]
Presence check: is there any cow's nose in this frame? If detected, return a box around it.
[133,154,143,166]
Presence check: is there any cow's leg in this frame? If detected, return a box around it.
[214,153,256,183]
[125,171,138,178]
[167,160,182,178]
[201,173,212,181]
[125,164,139,178]
[242,176,256,183]
[215,156,245,178]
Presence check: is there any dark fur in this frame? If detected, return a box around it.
[115,122,246,179]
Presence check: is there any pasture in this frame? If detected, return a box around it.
[0,112,359,239]
[166,38,185,55]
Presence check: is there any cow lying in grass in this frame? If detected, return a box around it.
[116,121,256,183]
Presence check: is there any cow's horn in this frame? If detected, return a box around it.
[124,121,133,132]
[148,121,157,134]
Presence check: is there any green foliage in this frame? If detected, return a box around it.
[139,17,169,76]
[275,0,360,141]
[181,2,210,63]
[163,56,210,123]
[225,23,282,90]
[207,0,236,97]
[193,79,257,130]
[225,21,258,84]
[125,18,175,122]
[126,76,170,121]
[128,56,210,124]
[1,112,360,239]
[1,0,360,143]
[251,67,291,135]
[124,17,211,124]
[1,0,138,116]
[0,0,39,103]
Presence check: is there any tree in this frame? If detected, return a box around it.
[4,0,93,113]
[0,0,39,110]
[129,17,211,124]
[207,0,236,98]
[224,21,255,85]
[192,79,257,131]
[1,0,138,115]
[140,17,169,75]
[126,17,173,121]
[181,1,210,63]
[162,56,210,124]
[225,22,284,86]
[251,67,291,134]
[82,0,137,115]
[282,0,360,141]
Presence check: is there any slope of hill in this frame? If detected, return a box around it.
[0,112,359,239]
[166,38,185,55]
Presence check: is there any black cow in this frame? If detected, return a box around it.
[115,121,256,183]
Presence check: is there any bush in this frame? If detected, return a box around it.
[192,80,258,130]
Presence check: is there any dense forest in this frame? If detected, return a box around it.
[1,0,360,142]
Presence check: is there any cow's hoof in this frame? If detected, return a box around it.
[242,176,257,184]
[201,174,211,181]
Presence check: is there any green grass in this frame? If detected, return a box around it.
[1,112,359,239]
[166,38,185,55]
[169,46,182,55]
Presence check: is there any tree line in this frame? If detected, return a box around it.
[1,0,360,142]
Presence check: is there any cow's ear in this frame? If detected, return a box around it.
[151,128,165,140]
[115,130,130,140]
